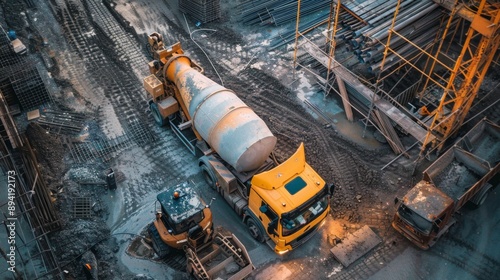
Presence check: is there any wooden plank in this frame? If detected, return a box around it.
[375,109,405,153]
[336,75,354,121]
[330,225,382,267]
[199,246,221,264]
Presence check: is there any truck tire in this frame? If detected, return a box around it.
[150,102,167,127]
[471,188,492,209]
[201,164,217,190]
[246,218,265,243]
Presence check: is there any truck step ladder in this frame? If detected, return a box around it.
[186,248,210,280]
[216,234,247,267]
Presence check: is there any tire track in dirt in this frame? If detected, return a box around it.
[430,235,500,280]
[50,0,105,107]
[85,1,202,184]
[332,239,407,280]
[86,0,149,80]
[235,68,356,186]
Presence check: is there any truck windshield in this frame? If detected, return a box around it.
[281,186,328,236]
[397,204,433,234]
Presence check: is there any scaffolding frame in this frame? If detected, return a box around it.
[292,0,499,158]
[292,0,431,155]
[0,26,62,280]
[418,0,500,155]
[366,0,499,156]
[0,119,63,279]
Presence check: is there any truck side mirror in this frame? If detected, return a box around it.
[394,197,399,205]
[259,205,268,213]
[267,219,278,236]
[328,183,336,196]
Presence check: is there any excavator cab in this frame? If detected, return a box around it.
[148,182,213,258]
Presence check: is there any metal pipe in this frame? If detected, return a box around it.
[366,0,416,26]
[362,0,432,38]
[369,29,436,72]
[370,3,439,43]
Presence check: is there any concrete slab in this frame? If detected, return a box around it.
[330,225,382,267]
[27,109,40,120]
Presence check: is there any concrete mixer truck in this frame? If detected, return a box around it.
[143,35,331,255]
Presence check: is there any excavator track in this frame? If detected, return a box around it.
[147,223,171,259]
[147,223,187,272]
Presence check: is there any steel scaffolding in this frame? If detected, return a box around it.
[417,0,500,156]
[292,0,499,157]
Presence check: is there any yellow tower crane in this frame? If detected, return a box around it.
[420,0,500,156]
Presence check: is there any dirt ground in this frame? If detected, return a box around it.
[2,0,499,279]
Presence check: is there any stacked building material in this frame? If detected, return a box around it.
[239,0,330,26]
[36,108,86,135]
[0,33,52,111]
[338,0,447,73]
[179,0,221,23]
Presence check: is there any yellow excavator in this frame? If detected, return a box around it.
[148,182,213,255]
[147,182,253,280]
[143,32,331,256]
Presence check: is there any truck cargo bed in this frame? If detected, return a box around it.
[456,118,500,164]
[429,148,484,200]
[423,119,500,210]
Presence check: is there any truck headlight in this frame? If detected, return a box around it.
[277,249,289,255]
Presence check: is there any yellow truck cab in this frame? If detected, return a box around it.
[247,144,330,254]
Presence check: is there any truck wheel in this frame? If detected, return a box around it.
[150,103,167,127]
[246,218,265,243]
[471,188,492,209]
[201,164,217,189]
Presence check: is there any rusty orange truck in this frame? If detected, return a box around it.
[392,118,499,249]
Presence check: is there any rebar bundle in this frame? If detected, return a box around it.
[239,0,330,26]
[179,0,221,23]
[339,0,449,73]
